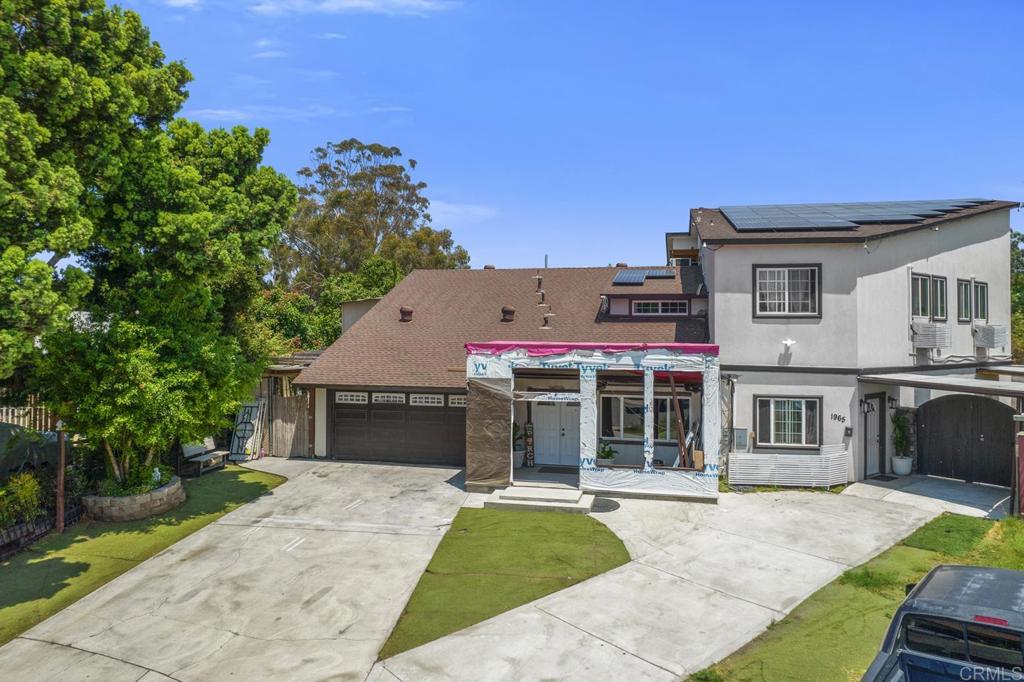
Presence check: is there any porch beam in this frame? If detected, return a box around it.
[643,367,655,471]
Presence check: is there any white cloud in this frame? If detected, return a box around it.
[430,200,498,226]
[184,104,334,122]
[250,0,456,16]
[362,105,412,114]
[253,49,288,59]
[319,32,347,39]
[164,0,200,6]
[254,38,278,48]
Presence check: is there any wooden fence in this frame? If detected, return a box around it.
[0,399,57,431]
[269,395,309,458]
[727,444,849,488]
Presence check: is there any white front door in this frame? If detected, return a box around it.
[531,403,580,466]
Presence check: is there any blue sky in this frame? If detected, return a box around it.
[130,0,1023,268]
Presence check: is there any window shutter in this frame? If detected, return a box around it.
[804,400,819,445]
[756,399,770,444]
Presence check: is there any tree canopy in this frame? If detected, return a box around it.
[4,1,296,482]
[272,138,469,296]
[1,0,191,379]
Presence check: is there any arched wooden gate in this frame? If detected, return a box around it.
[915,394,1014,487]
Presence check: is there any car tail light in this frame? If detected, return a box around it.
[973,615,1009,626]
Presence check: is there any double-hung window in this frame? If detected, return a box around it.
[957,279,972,322]
[754,265,820,317]
[911,273,947,321]
[755,397,820,448]
[974,281,989,321]
[632,300,689,316]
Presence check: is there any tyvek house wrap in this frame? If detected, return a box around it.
[466,342,721,499]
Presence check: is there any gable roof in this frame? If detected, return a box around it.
[693,199,1018,244]
[295,266,708,389]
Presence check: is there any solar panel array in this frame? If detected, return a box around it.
[721,199,989,232]
[612,268,677,286]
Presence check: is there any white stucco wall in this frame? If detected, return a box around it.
[703,209,1012,370]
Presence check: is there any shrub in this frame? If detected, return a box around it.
[0,472,44,531]
[96,464,175,497]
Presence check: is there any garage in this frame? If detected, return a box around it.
[916,394,1014,487]
[860,371,1022,488]
[329,390,466,465]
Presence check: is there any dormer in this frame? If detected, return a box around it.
[602,266,708,319]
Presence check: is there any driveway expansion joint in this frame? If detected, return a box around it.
[18,636,185,682]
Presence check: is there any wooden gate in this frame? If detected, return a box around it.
[916,394,1014,487]
[270,395,309,458]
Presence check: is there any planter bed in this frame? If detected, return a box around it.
[82,476,186,522]
[0,504,84,561]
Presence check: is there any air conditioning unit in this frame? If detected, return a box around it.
[972,324,1008,348]
[911,322,951,349]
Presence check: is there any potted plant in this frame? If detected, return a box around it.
[890,411,913,476]
[511,423,525,469]
[596,441,617,466]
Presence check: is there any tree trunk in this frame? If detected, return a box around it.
[103,440,123,482]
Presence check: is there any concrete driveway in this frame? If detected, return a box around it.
[374,489,939,682]
[0,459,467,682]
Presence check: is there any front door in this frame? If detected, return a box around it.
[864,394,884,477]
[532,402,580,466]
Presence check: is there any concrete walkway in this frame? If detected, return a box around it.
[841,474,1010,519]
[0,459,468,682]
[374,489,939,681]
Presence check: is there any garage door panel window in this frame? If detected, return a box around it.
[755,397,820,448]
[409,393,444,407]
[448,395,467,408]
[372,392,405,404]
[335,392,368,404]
[754,265,820,317]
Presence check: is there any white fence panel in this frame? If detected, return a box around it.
[728,444,848,488]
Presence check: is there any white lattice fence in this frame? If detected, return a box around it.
[0,404,56,431]
[728,444,849,487]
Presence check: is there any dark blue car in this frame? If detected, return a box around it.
[863,565,1024,681]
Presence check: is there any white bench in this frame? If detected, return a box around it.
[180,437,228,476]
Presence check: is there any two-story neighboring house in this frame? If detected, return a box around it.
[672,198,1020,488]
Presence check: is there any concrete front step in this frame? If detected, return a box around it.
[484,488,595,514]
[499,486,583,503]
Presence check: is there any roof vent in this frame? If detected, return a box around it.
[537,289,545,305]
[541,312,554,329]
[615,262,628,267]
[483,264,496,270]
[501,305,515,322]
[399,306,413,322]
[533,274,543,291]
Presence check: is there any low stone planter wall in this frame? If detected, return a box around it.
[83,477,187,522]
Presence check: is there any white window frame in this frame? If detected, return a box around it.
[755,397,820,448]
[911,273,931,319]
[973,281,989,321]
[372,392,406,404]
[754,265,820,317]
[931,276,947,321]
[599,393,691,442]
[631,300,689,316]
[957,279,972,322]
[409,393,444,407]
[335,391,368,404]
[448,394,467,408]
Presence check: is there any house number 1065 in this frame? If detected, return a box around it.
[830,413,847,424]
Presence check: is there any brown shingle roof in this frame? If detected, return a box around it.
[295,266,708,389]
[693,200,1018,244]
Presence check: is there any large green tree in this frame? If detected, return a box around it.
[1012,231,1024,362]
[272,138,469,296]
[1,0,191,379]
[4,2,296,482]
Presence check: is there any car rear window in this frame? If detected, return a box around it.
[904,616,968,661]
[966,622,1024,669]
[903,615,1024,670]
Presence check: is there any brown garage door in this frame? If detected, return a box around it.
[916,394,1014,487]
[329,390,466,465]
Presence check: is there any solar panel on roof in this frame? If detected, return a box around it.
[720,199,989,232]
[612,269,677,286]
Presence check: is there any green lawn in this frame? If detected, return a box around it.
[0,464,285,646]
[379,507,630,659]
[691,513,1024,682]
